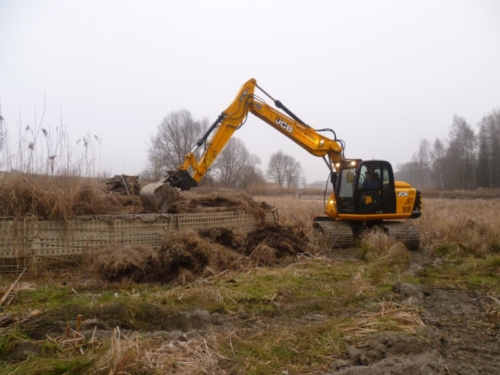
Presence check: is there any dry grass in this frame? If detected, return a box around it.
[416,198,500,256]
[247,183,328,198]
[263,195,500,258]
[422,188,500,200]
[0,174,142,220]
[90,329,226,375]
[247,183,300,196]
[254,195,324,228]
[361,230,411,265]
[340,299,424,339]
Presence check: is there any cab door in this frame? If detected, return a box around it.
[354,161,396,214]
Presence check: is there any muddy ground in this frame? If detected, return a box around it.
[326,250,500,374]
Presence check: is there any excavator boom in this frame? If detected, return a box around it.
[179,78,344,187]
[140,78,345,212]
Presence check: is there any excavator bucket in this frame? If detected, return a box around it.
[139,178,179,213]
[139,170,198,213]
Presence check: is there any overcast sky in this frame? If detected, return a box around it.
[1,0,499,183]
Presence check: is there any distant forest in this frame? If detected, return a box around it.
[395,109,500,190]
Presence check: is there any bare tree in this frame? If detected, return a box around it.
[410,138,432,187]
[142,134,164,180]
[266,150,303,188]
[477,110,500,188]
[266,150,287,187]
[446,115,476,189]
[239,154,266,188]
[394,161,419,186]
[284,157,303,188]
[211,138,264,188]
[401,108,500,191]
[143,109,208,179]
[0,110,9,171]
[430,138,446,189]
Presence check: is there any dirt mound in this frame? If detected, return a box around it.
[330,332,446,374]
[80,191,292,284]
[198,227,246,250]
[86,229,247,284]
[152,229,246,283]
[245,223,309,256]
[88,224,310,283]
[87,244,157,282]
[166,191,271,223]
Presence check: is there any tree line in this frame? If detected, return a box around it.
[396,109,500,190]
[145,107,500,191]
[142,109,305,188]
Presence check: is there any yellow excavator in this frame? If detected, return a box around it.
[140,78,422,250]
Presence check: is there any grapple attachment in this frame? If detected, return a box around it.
[139,170,198,213]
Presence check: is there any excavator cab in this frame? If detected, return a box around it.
[334,160,396,216]
[317,158,421,250]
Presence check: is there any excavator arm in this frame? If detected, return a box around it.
[181,78,259,184]
[140,78,345,212]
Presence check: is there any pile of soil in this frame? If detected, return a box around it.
[88,223,310,284]
[166,191,273,223]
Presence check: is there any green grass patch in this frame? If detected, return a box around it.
[1,252,432,374]
[417,255,500,293]
[0,356,94,375]
[433,243,456,257]
[224,322,343,374]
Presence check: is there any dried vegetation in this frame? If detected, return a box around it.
[0,174,142,220]
[416,198,500,256]
[2,188,500,374]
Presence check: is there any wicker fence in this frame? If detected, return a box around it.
[0,210,278,268]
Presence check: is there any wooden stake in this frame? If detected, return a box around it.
[0,267,28,306]
[76,314,82,332]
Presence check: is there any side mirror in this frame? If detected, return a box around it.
[330,172,337,185]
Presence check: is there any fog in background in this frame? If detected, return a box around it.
[1,0,499,183]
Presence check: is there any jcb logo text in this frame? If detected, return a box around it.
[275,118,293,133]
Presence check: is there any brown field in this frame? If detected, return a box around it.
[1,178,500,374]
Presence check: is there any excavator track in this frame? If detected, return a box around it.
[381,221,420,250]
[313,220,354,249]
[314,219,420,251]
